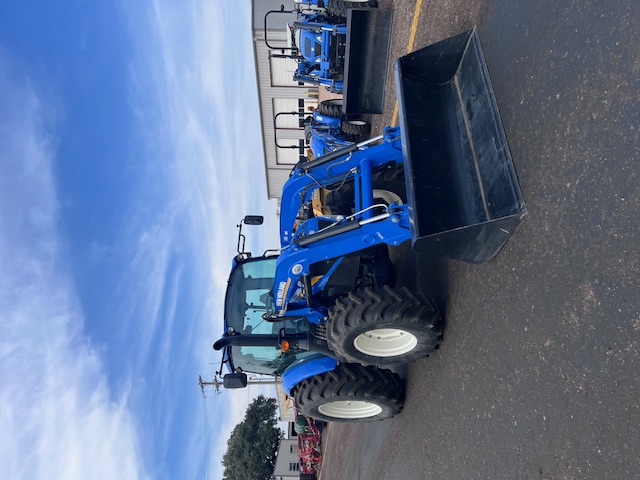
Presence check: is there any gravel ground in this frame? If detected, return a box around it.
[319,0,640,479]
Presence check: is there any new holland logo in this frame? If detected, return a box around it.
[275,281,287,307]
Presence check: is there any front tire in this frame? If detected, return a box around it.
[327,286,443,367]
[293,363,404,422]
[340,119,371,137]
[316,99,343,119]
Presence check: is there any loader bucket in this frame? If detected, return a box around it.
[342,9,393,115]
[396,28,525,264]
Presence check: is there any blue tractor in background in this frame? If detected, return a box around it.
[266,0,392,114]
[276,99,371,160]
[213,29,526,423]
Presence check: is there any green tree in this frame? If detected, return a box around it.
[222,395,283,480]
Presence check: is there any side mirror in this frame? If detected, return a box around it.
[237,216,264,257]
[223,372,248,389]
[243,215,264,226]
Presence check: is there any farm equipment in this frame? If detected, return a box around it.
[213,29,526,423]
[276,99,371,159]
[266,1,392,113]
[295,415,323,476]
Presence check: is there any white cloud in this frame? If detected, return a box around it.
[120,1,283,477]
[0,54,147,480]
[2,1,282,478]
[122,0,280,329]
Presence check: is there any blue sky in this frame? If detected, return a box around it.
[0,1,279,479]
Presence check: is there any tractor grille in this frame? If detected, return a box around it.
[329,34,346,71]
[304,37,322,60]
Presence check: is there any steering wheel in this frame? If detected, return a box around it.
[262,311,281,322]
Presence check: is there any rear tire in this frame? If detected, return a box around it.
[293,363,404,422]
[327,286,443,367]
[327,0,378,18]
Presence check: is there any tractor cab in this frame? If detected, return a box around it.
[222,255,314,377]
[214,217,324,390]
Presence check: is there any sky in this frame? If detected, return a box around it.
[0,1,280,479]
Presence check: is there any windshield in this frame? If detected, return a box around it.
[224,257,313,375]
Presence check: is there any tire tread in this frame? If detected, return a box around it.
[293,363,404,422]
[327,286,443,366]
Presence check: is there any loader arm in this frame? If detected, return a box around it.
[273,208,412,321]
[280,127,403,248]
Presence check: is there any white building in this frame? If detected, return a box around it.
[251,0,320,199]
[273,438,301,480]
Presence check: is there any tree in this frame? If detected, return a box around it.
[222,395,283,480]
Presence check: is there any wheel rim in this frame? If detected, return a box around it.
[318,400,383,419]
[373,189,403,206]
[354,328,418,357]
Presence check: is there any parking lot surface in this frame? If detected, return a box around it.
[319,1,640,479]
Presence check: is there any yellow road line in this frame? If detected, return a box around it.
[391,0,424,126]
[406,0,424,54]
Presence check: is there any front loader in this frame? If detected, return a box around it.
[213,29,526,423]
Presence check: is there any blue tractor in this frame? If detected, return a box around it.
[289,99,371,159]
[213,29,526,422]
[266,1,392,114]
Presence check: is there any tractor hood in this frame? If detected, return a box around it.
[297,29,322,63]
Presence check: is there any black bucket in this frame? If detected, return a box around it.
[396,28,526,264]
[342,9,393,115]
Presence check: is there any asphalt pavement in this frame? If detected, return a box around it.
[320,0,639,479]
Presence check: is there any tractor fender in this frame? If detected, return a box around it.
[281,354,338,395]
[312,110,341,127]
